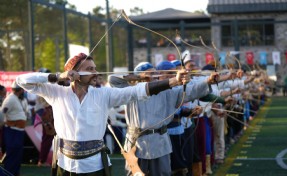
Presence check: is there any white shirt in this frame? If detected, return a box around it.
[108,107,127,128]
[1,93,27,121]
[16,72,148,173]
[218,79,245,90]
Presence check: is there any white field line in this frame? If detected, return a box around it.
[236,158,287,161]
[276,148,287,169]
[234,148,287,170]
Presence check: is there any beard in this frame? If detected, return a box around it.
[88,75,99,87]
[18,92,25,100]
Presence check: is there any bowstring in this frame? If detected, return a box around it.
[76,12,123,72]
[121,10,191,134]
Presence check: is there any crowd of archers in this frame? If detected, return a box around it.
[0,50,269,176]
[106,55,266,176]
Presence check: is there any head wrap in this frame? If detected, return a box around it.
[170,60,181,67]
[134,62,154,74]
[64,53,92,71]
[156,61,176,70]
[11,81,21,89]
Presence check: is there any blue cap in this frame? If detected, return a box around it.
[134,62,154,74]
[156,61,176,70]
[170,60,181,67]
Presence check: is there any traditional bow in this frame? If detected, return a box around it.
[121,10,190,137]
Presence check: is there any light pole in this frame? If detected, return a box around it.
[105,0,113,72]
[28,0,34,71]
[63,2,68,61]
[5,21,12,67]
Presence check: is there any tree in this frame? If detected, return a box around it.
[193,10,205,14]
[92,6,105,18]
[0,0,28,71]
[0,0,129,72]
[129,7,144,16]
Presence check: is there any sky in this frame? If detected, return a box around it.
[67,0,209,15]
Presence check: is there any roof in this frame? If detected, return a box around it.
[130,8,208,22]
[208,0,287,5]
[207,0,287,14]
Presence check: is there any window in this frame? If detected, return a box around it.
[221,19,274,47]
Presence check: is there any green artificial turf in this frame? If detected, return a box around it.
[214,97,287,176]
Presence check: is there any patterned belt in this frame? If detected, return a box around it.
[59,139,105,159]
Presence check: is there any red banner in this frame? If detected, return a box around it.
[246,52,254,65]
[0,71,31,92]
[205,53,214,64]
[167,53,176,61]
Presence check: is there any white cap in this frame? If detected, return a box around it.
[11,81,21,89]
[182,50,193,64]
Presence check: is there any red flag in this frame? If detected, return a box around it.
[33,113,42,128]
[246,52,254,65]
[167,54,176,61]
[205,53,214,64]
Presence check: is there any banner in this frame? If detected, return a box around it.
[259,51,267,65]
[246,51,254,65]
[166,53,176,61]
[272,51,281,65]
[219,52,226,65]
[154,53,164,66]
[0,71,31,92]
[205,53,214,64]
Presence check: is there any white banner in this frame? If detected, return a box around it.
[154,53,164,66]
[272,51,281,65]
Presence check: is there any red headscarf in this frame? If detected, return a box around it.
[64,53,90,71]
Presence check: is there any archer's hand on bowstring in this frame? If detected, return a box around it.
[236,69,244,79]
[58,70,80,82]
[121,146,145,176]
[191,106,203,117]
[207,72,220,84]
[174,69,190,85]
